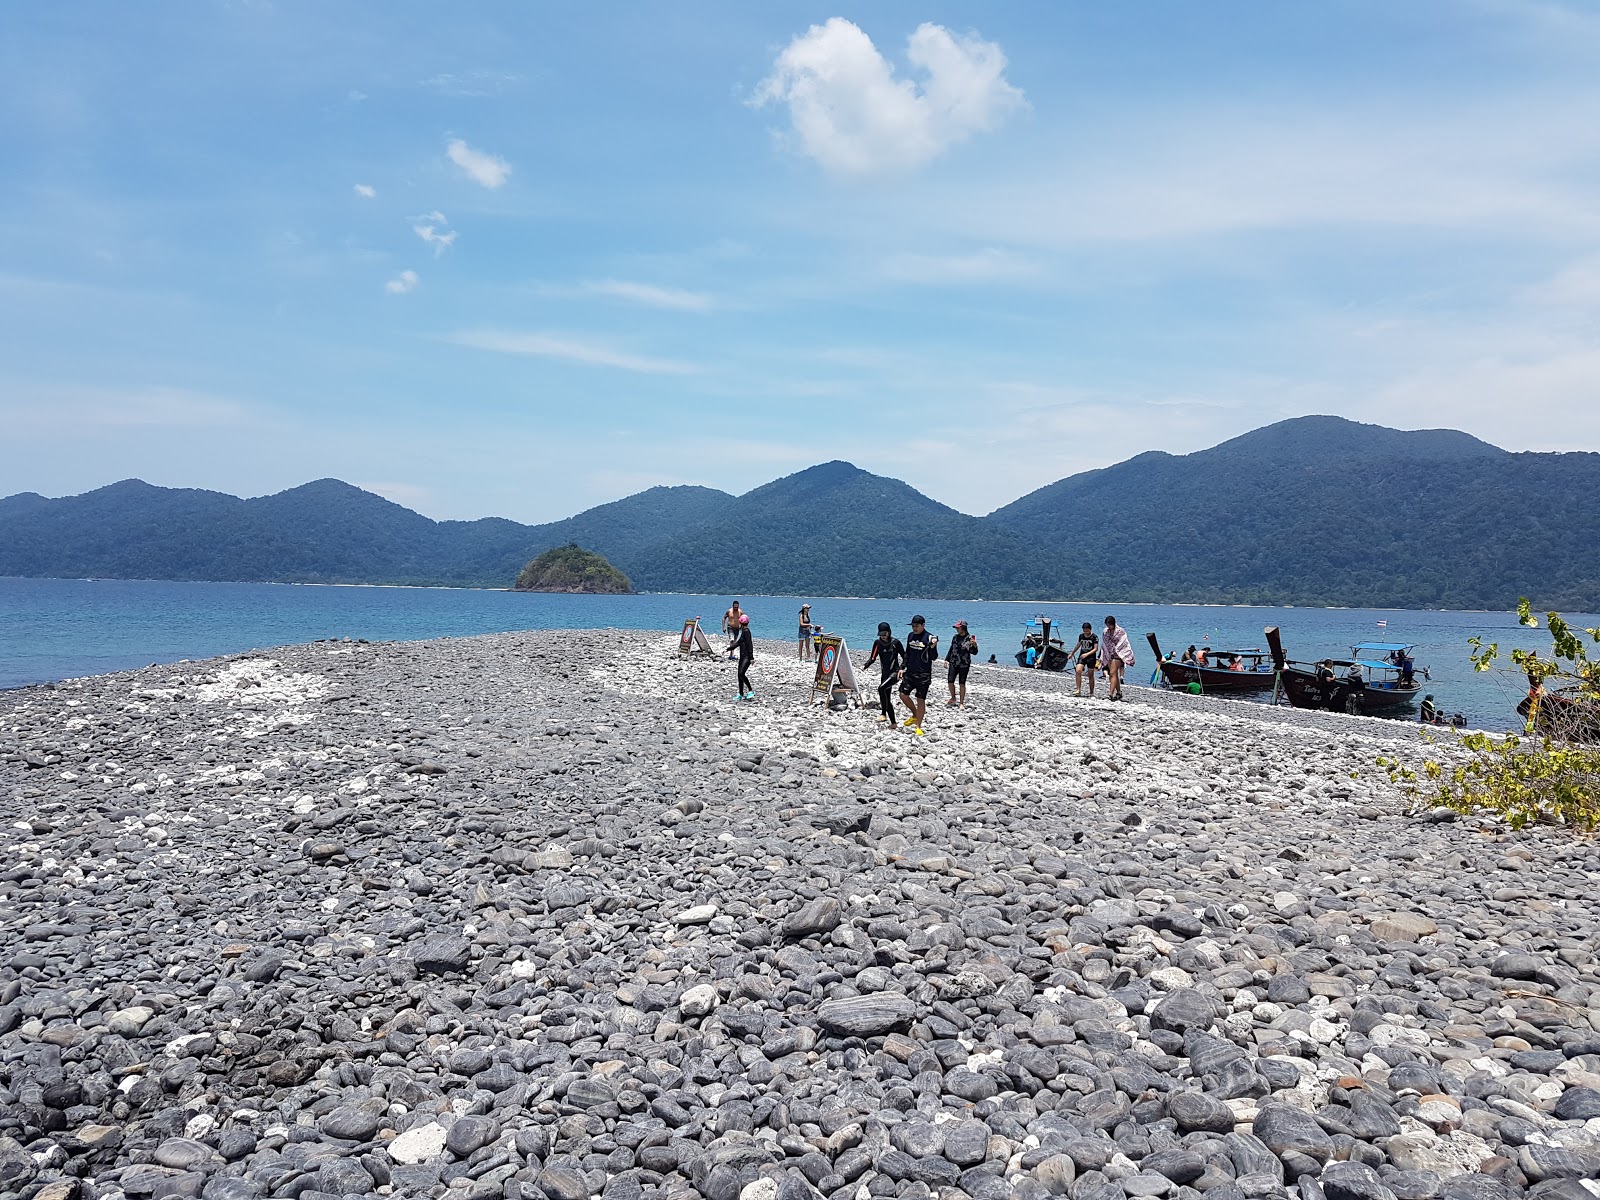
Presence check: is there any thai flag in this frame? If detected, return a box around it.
[1376,619,1387,627]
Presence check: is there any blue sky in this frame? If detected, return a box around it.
[4,1,1599,522]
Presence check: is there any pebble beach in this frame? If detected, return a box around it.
[3,629,1598,1200]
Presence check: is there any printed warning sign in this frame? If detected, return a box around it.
[810,635,862,706]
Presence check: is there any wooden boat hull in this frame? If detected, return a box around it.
[1518,691,1600,743]
[1277,665,1423,714]
[1156,661,1277,693]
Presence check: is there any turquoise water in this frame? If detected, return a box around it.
[2,576,1587,730]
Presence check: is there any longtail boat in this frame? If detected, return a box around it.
[1265,627,1425,715]
[1145,632,1277,694]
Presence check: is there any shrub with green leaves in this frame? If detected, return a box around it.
[1379,599,1600,830]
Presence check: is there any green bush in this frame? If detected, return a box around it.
[1379,599,1600,829]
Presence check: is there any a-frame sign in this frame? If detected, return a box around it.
[810,634,863,707]
[678,617,719,658]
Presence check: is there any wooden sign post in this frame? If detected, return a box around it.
[678,617,718,658]
[810,635,863,707]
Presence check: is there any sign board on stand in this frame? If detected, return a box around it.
[678,617,718,658]
[810,634,862,707]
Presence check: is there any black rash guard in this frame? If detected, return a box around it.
[865,637,904,679]
[903,629,936,679]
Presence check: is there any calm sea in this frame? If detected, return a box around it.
[2,577,1586,730]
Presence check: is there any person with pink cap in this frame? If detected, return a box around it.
[732,612,755,700]
[946,620,978,709]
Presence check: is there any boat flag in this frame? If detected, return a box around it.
[1376,620,1387,628]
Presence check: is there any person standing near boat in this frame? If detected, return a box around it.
[733,613,755,700]
[797,604,815,661]
[899,615,938,734]
[864,622,903,725]
[945,620,978,709]
[1100,615,1135,702]
[1073,622,1100,697]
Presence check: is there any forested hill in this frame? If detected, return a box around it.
[988,415,1600,609]
[2,416,1597,609]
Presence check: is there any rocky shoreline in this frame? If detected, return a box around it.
[2,630,1598,1200]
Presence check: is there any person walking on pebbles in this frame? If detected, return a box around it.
[722,600,743,660]
[797,603,816,661]
[1073,621,1100,697]
[945,620,978,709]
[732,613,755,701]
[1100,614,1135,702]
[864,622,904,725]
[898,614,938,734]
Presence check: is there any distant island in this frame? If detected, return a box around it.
[2,415,1597,610]
[514,544,632,594]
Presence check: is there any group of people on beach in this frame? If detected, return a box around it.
[716,600,1134,730]
[863,615,981,735]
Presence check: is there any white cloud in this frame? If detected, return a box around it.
[447,330,699,375]
[421,71,522,98]
[753,18,1025,176]
[353,183,376,199]
[583,279,715,312]
[446,138,511,188]
[385,269,419,295]
[881,247,1040,285]
[1524,254,1600,306]
[411,210,457,255]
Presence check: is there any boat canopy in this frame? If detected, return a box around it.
[1351,642,1413,653]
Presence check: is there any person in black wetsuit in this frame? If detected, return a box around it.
[863,622,903,725]
[733,613,754,700]
[945,620,978,708]
[899,614,938,734]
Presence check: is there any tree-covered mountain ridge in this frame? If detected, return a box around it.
[2,416,1596,609]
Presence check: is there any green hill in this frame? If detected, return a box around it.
[2,416,1597,609]
[987,416,1600,610]
[513,545,632,594]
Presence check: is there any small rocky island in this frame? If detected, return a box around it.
[513,543,632,594]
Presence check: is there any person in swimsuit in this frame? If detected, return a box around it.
[722,600,743,660]
[797,604,814,661]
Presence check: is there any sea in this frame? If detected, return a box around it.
[2,576,1588,731]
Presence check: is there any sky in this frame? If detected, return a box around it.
[3,1,1600,523]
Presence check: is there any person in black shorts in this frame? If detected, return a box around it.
[945,620,978,708]
[863,622,903,725]
[1073,621,1099,696]
[898,614,937,734]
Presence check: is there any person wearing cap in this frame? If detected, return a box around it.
[722,600,743,660]
[898,615,938,733]
[863,622,904,725]
[945,620,979,709]
[1420,694,1440,725]
[797,603,815,661]
[732,612,755,700]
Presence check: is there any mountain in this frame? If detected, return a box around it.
[0,477,734,589]
[622,461,1050,599]
[2,416,1597,608]
[988,416,1599,609]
